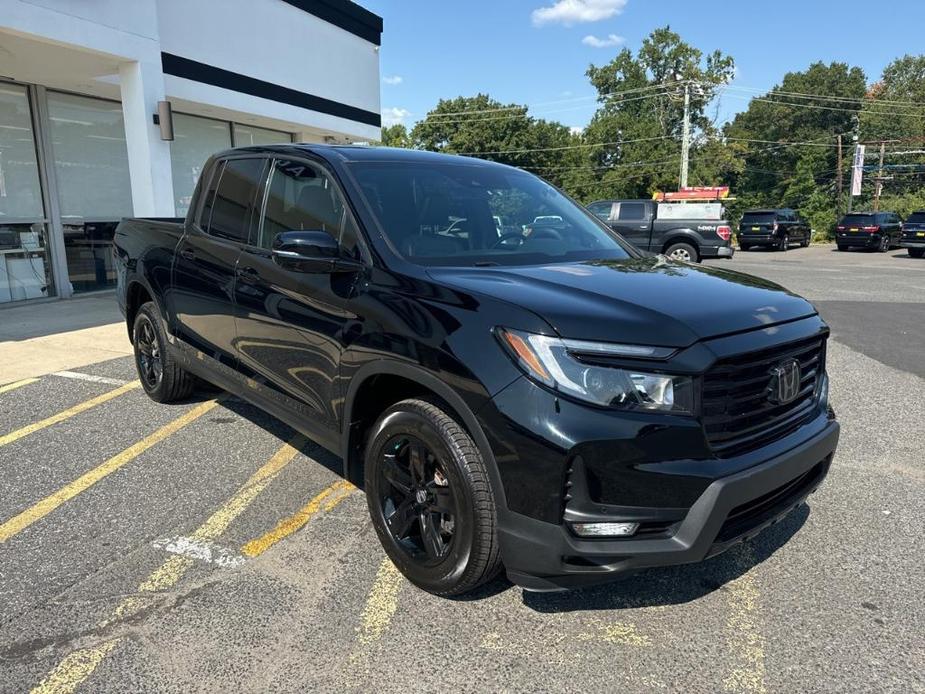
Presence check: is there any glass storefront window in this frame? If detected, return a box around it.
[47,92,132,293]
[0,84,53,304]
[233,123,292,147]
[171,113,232,217]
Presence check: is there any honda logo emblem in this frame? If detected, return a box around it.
[768,359,801,405]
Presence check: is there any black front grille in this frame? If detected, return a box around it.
[702,335,825,457]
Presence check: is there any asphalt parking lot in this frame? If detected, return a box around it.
[1,244,923,693]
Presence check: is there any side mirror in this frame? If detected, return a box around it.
[272,231,362,273]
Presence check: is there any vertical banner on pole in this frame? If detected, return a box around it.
[851,144,866,197]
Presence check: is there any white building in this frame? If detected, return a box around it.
[0,0,382,303]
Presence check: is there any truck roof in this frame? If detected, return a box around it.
[215,143,510,168]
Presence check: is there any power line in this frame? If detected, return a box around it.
[454,135,671,157]
[723,84,925,109]
[722,92,925,119]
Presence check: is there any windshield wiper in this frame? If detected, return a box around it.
[473,260,501,267]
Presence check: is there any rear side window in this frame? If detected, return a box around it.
[618,202,647,221]
[208,158,265,242]
[197,161,224,230]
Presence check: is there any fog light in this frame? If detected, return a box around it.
[571,522,639,537]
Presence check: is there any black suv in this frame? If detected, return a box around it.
[115,145,839,595]
[900,210,925,258]
[836,212,903,252]
[738,209,811,251]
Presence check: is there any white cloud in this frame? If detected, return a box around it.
[383,75,403,86]
[382,107,411,127]
[569,126,585,136]
[581,33,625,48]
[532,0,627,27]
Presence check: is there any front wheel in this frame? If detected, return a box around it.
[132,302,195,402]
[365,399,501,596]
[664,242,699,263]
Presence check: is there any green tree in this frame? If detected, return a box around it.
[409,94,575,187]
[724,62,867,209]
[378,124,410,148]
[859,55,925,199]
[572,26,736,201]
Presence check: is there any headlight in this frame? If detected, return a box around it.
[496,328,693,413]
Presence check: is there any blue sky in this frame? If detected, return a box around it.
[360,0,925,130]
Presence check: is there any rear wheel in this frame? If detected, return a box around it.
[365,398,501,596]
[837,244,849,252]
[878,235,890,253]
[909,248,924,258]
[132,302,195,403]
[665,242,699,263]
[777,234,789,252]
[739,243,751,252]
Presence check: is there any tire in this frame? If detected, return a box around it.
[800,236,809,248]
[665,242,699,263]
[909,248,925,258]
[777,234,789,252]
[739,243,751,252]
[364,398,501,596]
[878,235,890,253]
[132,302,196,403]
[837,244,849,252]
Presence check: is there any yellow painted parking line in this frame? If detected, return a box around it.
[30,642,119,694]
[0,377,40,395]
[0,381,140,449]
[0,398,218,544]
[722,545,767,694]
[240,478,355,557]
[358,558,404,644]
[32,434,307,693]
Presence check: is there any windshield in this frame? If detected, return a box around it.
[906,212,925,224]
[741,212,776,224]
[348,161,632,267]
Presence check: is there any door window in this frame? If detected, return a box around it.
[257,159,354,254]
[207,158,265,242]
[618,202,647,221]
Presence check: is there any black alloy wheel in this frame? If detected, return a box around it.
[132,302,196,402]
[135,313,163,389]
[365,398,501,596]
[778,234,789,251]
[878,235,890,252]
[378,434,457,563]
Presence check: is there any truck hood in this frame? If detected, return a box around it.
[427,257,816,348]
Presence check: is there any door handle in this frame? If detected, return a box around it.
[236,266,259,283]
[179,247,195,261]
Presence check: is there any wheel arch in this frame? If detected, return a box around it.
[660,229,702,254]
[340,361,507,510]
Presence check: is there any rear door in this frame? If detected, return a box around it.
[234,157,365,426]
[609,201,653,250]
[172,157,266,365]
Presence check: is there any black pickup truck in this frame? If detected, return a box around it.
[115,145,838,595]
[586,199,734,262]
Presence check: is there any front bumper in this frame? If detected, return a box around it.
[500,419,839,591]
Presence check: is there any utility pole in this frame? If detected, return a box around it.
[836,134,843,220]
[873,141,886,211]
[680,82,691,189]
[847,114,861,213]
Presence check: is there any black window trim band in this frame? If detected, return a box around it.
[281,0,382,45]
[161,53,381,129]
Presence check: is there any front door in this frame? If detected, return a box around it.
[234,157,364,426]
[172,157,265,365]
